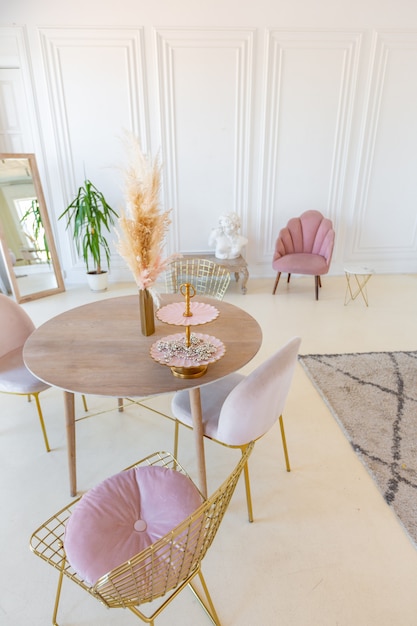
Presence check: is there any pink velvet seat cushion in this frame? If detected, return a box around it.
[64,465,203,586]
[272,252,329,275]
[0,348,50,394]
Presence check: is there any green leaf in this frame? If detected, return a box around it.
[58,178,118,271]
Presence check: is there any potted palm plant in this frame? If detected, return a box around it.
[59,179,118,291]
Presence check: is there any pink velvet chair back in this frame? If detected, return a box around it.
[274,210,335,268]
[216,337,301,446]
[0,294,35,358]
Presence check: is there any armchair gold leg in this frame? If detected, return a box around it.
[241,445,254,523]
[173,420,179,459]
[188,569,222,626]
[279,414,291,472]
[128,609,155,625]
[29,393,87,451]
[32,392,51,452]
[52,551,66,626]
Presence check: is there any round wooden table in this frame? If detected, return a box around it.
[24,294,262,496]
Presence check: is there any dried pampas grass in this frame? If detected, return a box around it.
[117,136,174,290]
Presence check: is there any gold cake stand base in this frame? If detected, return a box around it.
[170,364,208,379]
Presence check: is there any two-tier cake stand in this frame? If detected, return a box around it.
[150,283,226,378]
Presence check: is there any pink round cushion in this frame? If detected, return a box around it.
[64,465,203,586]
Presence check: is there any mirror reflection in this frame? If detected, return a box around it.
[0,153,65,302]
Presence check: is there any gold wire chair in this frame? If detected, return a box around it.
[5,390,87,452]
[30,444,254,626]
[165,257,231,300]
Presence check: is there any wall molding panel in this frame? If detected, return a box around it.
[38,27,149,276]
[257,29,362,266]
[0,27,41,154]
[349,30,417,269]
[154,28,254,254]
[1,17,417,282]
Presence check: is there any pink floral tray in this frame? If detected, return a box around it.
[150,332,225,368]
[156,301,219,326]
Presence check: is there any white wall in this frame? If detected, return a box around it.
[1,0,417,284]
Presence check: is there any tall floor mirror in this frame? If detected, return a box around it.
[0,153,65,303]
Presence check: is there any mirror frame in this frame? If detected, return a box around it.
[0,153,65,303]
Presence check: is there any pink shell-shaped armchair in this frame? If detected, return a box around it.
[272,210,335,300]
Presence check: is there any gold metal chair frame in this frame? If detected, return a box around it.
[174,415,290,523]
[2,391,88,453]
[30,445,254,625]
[165,258,231,300]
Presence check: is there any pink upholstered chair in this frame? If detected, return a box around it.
[0,294,87,451]
[171,337,301,522]
[272,210,335,300]
[30,445,253,625]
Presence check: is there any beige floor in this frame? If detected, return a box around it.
[1,273,417,626]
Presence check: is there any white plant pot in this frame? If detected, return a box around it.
[86,271,108,292]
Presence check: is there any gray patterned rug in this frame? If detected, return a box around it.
[299,350,417,548]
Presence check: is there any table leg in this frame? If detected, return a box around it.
[188,387,208,498]
[64,391,77,497]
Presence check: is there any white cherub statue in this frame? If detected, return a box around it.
[208,212,248,260]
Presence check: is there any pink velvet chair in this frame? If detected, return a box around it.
[272,210,335,300]
[0,294,87,451]
[171,337,301,522]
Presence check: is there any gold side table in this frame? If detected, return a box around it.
[344,266,374,306]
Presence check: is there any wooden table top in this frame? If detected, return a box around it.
[23,294,262,397]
